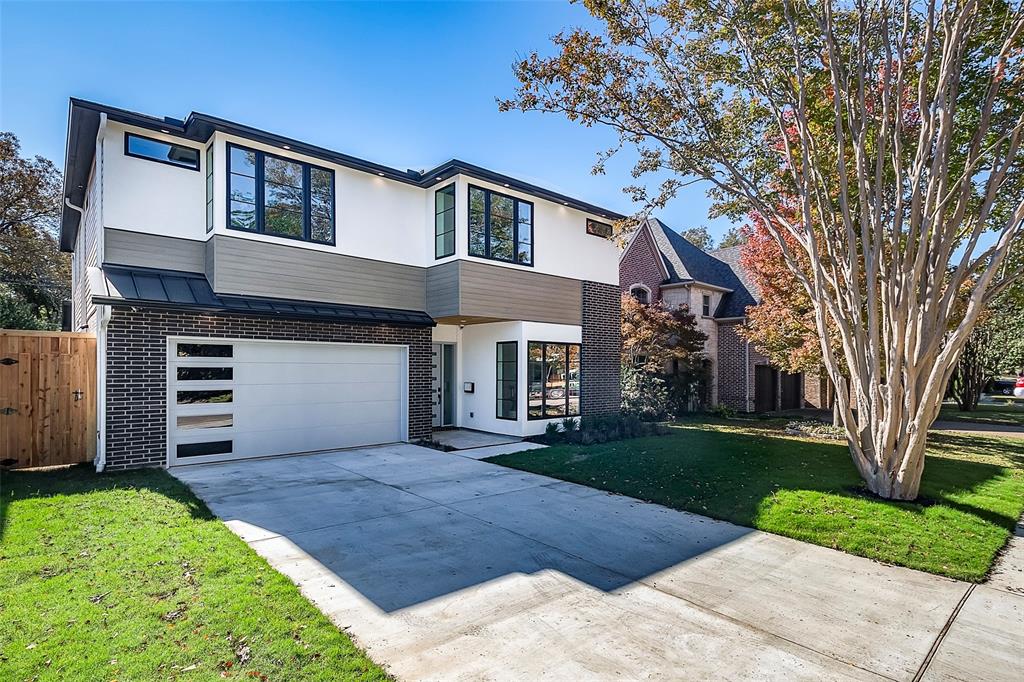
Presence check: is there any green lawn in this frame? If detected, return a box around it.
[488,422,1024,582]
[0,466,388,682]
[939,401,1024,427]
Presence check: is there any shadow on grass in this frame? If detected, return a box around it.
[499,423,1024,534]
[0,463,214,543]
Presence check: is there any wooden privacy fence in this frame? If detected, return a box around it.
[0,330,97,469]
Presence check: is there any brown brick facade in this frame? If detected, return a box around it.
[104,307,432,470]
[581,281,622,415]
[619,227,664,300]
[716,321,770,412]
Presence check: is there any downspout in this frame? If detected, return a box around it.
[94,304,111,472]
[745,340,751,412]
[64,197,84,217]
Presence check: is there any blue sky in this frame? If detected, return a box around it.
[1,0,736,240]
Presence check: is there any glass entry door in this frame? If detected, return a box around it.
[431,343,455,428]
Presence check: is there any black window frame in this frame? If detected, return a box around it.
[467,184,534,267]
[435,183,456,259]
[226,142,336,246]
[496,341,518,420]
[630,286,650,305]
[527,341,582,420]
[701,294,711,316]
[205,145,214,232]
[124,132,201,171]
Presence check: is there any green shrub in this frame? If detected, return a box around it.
[544,422,563,442]
[708,403,737,419]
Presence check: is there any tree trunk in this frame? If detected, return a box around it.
[845,408,931,501]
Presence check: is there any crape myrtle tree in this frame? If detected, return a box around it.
[500,0,1024,500]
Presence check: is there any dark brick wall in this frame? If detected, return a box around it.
[104,307,432,470]
[582,281,621,415]
[619,227,664,300]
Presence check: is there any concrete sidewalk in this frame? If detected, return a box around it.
[173,445,1023,681]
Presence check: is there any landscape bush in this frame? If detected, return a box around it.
[532,413,671,446]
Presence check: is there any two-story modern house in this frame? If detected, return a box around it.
[61,99,622,470]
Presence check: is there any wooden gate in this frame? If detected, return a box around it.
[0,330,96,469]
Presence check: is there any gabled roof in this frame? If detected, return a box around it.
[642,218,759,319]
[61,98,626,252]
[88,266,435,327]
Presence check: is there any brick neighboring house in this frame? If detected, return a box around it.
[620,218,826,413]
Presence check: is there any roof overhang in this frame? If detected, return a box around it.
[660,280,734,294]
[88,266,435,327]
[61,98,626,252]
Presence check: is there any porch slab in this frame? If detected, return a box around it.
[432,428,522,450]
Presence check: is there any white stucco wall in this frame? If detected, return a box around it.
[457,320,583,437]
[99,121,618,283]
[102,122,207,241]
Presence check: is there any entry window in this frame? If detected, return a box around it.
[435,184,456,258]
[528,342,581,419]
[702,294,711,316]
[124,133,200,171]
[227,143,335,245]
[468,185,533,265]
[630,286,649,305]
[496,341,518,420]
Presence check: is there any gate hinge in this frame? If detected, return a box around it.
[0,407,17,416]
[0,357,17,366]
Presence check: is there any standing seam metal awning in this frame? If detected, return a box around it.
[88,266,435,327]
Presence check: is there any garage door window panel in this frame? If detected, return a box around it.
[177,389,233,405]
[177,414,234,430]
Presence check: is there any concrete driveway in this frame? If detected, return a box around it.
[173,444,1022,681]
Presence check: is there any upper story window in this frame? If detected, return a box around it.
[124,133,200,171]
[227,143,335,245]
[435,184,455,259]
[630,285,650,305]
[468,185,533,266]
[205,146,214,232]
[586,219,613,238]
[701,294,711,316]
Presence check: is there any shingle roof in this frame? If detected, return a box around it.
[645,218,759,319]
[88,266,435,327]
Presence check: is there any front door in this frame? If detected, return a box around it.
[431,343,455,428]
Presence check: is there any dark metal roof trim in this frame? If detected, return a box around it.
[61,99,627,251]
[92,266,435,327]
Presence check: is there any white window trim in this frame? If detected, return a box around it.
[629,283,652,303]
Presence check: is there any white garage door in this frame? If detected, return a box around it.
[167,338,407,465]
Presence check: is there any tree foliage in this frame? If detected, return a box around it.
[620,293,707,418]
[501,0,1024,499]
[680,225,714,250]
[717,226,747,248]
[0,131,67,327]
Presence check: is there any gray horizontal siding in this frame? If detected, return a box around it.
[458,261,582,325]
[104,229,206,274]
[426,261,460,318]
[210,234,427,311]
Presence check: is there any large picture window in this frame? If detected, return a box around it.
[227,143,335,245]
[468,185,533,266]
[435,184,456,258]
[496,341,518,420]
[528,342,580,419]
